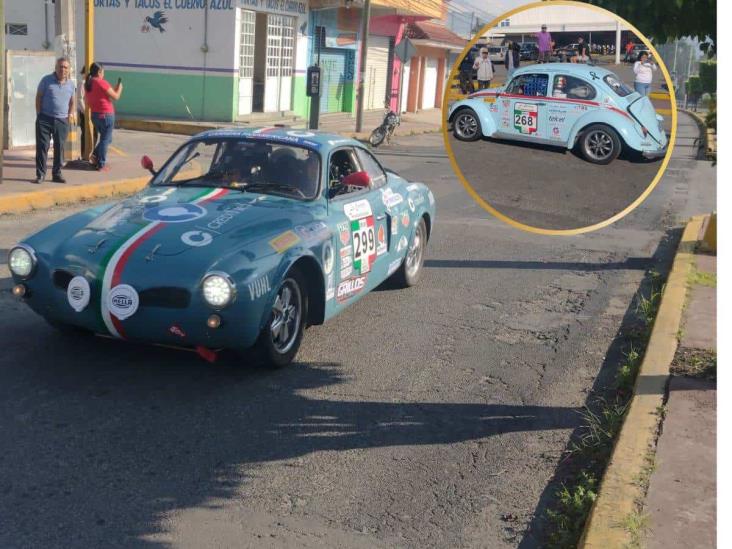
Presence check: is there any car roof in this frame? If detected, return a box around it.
[512,63,615,78]
[194,127,362,151]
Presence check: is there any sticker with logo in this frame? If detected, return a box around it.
[408,198,415,212]
[337,222,351,247]
[387,258,402,276]
[380,188,404,209]
[401,211,410,228]
[295,221,331,244]
[391,216,399,236]
[513,102,538,134]
[343,199,372,221]
[397,235,408,253]
[269,230,301,253]
[169,325,186,338]
[181,230,214,247]
[376,224,387,256]
[67,276,90,312]
[143,203,207,223]
[552,126,562,139]
[336,276,367,303]
[483,97,496,104]
[406,183,421,192]
[139,194,169,204]
[326,272,335,301]
[107,284,139,320]
[340,265,353,280]
[413,195,425,207]
[248,275,271,301]
[351,217,377,274]
[206,201,254,231]
[322,241,335,275]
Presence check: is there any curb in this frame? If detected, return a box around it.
[0,176,150,216]
[580,215,708,548]
[683,109,716,159]
[117,118,218,136]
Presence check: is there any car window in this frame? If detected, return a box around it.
[604,74,634,97]
[506,73,549,97]
[552,74,596,100]
[328,148,362,199]
[355,148,387,189]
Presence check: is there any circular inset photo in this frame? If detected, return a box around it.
[443,0,677,234]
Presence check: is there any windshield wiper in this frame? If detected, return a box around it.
[244,182,306,198]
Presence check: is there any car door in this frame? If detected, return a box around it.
[546,73,598,143]
[501,72,550,140]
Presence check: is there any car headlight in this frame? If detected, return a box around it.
[8,245,36,279]
[202,273,235,308]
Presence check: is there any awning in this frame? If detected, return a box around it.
[409,38,466,53]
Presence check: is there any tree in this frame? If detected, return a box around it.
[699,60,716,94]
[583,0,716,56]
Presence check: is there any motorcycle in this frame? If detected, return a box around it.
[369,104,401,148]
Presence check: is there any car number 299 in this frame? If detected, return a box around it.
[353,226,375,260]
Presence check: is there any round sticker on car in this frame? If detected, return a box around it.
[181,230,214,247]
[67,276,91,312]
[322,241,335,274]
[107,284,139,320]
[143,204,207,223]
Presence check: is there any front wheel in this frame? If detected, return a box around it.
[579,124,621,164]
[392,218,427,288]
[254,269,307,369]
[369,127,387,147]
[453,109,482,142]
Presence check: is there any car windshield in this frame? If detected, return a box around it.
[603,74,635,97]
[152,138,321,200]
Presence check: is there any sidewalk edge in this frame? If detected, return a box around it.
[0,176,150,215]
[579,214,707,548]
[683,109,716,158]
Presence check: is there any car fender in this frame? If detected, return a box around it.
[448,99,498,137]
[403,182,436,239]
[567,108,642,150]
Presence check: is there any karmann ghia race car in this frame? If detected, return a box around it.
[448,63,668,164]
[8,128,436,367]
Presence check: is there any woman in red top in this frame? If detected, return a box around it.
[84,62,123,171]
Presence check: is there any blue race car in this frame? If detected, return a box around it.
[8,128,436,367]
[447,63,668,164]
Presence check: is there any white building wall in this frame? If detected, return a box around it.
[4,0,55,52]
[495,4,630,34]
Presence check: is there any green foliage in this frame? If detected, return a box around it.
[583,0,716,56]
[616,346,641,394]
[546,472,598,548]
[685,76,703,95]
[699,60,717,94]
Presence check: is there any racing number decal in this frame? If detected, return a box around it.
[352,217,376,274]
[514,102,538,135]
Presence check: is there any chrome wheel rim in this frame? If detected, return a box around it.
[405,223,425,278]
[455,112,478,139]
[270,279,301,354]
[586,130,614,161]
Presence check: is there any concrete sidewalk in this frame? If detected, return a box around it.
[645,225,716,548]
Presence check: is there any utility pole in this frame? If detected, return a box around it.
[354,0,371,134]
[0,0,5,184]
[83,0,94,160]
[55,0,80,161]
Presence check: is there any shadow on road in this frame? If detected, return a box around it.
[1,329,584,547]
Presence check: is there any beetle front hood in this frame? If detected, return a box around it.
[627,96,666,145]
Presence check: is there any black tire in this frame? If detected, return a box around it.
[452,109,482,142]
[579,124,621,164]
[392,218,427,288]
[369,127,386,147]
[254,268,308,369]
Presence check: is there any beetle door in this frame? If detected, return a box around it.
[501,72,550,140]
[546,73,598,143]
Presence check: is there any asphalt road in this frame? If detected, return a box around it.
[0,115,714,548]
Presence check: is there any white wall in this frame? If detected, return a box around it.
[4,0,55,52]
[494,4,630,34]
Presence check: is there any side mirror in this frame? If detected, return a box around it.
[342,171,371,190]
[141,155,155,175]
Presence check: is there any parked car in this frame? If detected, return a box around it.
[447,63,668,164]
[518,42,539,61]
[631,44,648,61]
[488,45,507,64]
[7,129,436,368]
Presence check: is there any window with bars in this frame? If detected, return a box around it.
[239,10,255,78]
[6,23,28,36]
[266,15,295,78]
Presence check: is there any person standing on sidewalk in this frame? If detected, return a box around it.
[473,48,494,90]
[84,62,123,172]
[34,57,76,184]
[536,25,553,63]
[505,41,520,79]
[633,51,657,96]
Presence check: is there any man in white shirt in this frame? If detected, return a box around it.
[473,48,494,90]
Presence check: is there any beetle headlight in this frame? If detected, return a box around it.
[8,245,36,279]
[202,273,235,308]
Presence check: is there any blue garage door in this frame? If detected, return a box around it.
[319,49,347,114]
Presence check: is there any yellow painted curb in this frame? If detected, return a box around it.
[649,91,671,100]
[683,109,716,158]
[580,214,708,548]
[117,118,217,136]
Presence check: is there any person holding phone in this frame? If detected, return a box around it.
[84,62,123,172]
[633,51,657,96]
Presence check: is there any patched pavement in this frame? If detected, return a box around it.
[0,124,714,547]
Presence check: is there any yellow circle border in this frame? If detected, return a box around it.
[441,0,679,236]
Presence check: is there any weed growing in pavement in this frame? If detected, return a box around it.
[622,510,650,549]
[636,288,662,330]
[616,346,641,395]
[569,399,629,458]
[687,265,717,288]
[545,472,598,549]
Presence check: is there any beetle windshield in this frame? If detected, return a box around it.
[153,138,321,200]
[604,74,635,97]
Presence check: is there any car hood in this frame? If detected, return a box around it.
[627,96,666,144]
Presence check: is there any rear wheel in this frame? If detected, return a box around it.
[453,109,482,142]
[579,124,621,164]
[254,269,307,369]
[369,127,387,147]
[392,218,427,288]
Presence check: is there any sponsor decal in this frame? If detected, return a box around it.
[269,230,301,253]
[343,199,372,220]
[397,235,408,253]
[548,114,566,124]
[295,221,331,244]
[502,100,510,108]
[139,194,168,204]
[413,195,425,207]
[391,216,399,236]
[287,130,315,138]
[67,276,90,313]
[428,191,435,206]
[206,201,254,231]
[552,126,561,138]
[181,230,213,247]
[169,325,187,338]
[406,183,421,192]
[387,258,402,276]
[248,275,271,301]
[322,241,335,275]
[376,224,387,256]
[483,97,496,104]
[336,276,367,302]
[514,102,538,134]
[351,216,377,274]
[380,188,404,209]
[107,284,140,321]
[408,198,415,212]
[143,203,207,223]
[338,222,351,246]
[326,272,335,301]
[401,211,410,228]
[340,266,353,280]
